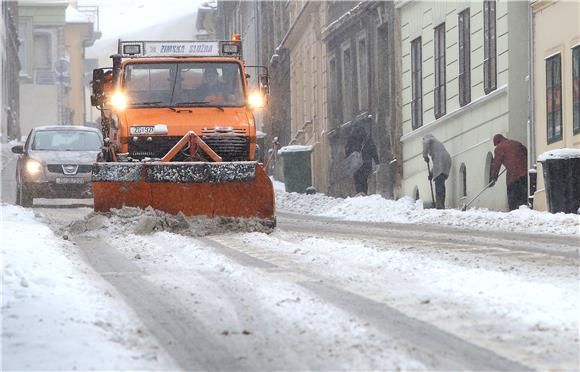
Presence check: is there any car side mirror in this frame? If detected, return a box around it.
[11,145,24,154]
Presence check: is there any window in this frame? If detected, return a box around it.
[18,20,31,76]
[341,45,354,120]
[459,163,467,197]
[33,32,51,70]
[573,45,580,134]
[328,56,340,126]
[411,37,423,129]
[483,0,497,94]
[357,35,369,111]
[458,8,471,106]
[546,54,562,143]
[434,23,446,118]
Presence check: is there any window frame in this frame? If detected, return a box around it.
[341,41,354,121]
[483,0,497,94]
[545,53,563,144]
[573,45,580,135]
[33,31,52,71]
[458,8,471,107]
[328,54,340,127]
[356,33,369,112]
[411,37,423,129]
[434,23,446,119]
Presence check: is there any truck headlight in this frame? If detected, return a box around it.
[25,159,42,175]
[248,92,265,109]
[110,91,127,111]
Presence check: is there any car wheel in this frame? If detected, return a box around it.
[16,183,33,207]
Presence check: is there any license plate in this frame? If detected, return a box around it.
[56,177,85,184]
[130,126,154,135]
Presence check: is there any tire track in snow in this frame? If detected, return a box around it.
[203,236,531,371]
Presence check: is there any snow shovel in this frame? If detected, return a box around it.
[426,160,436,209]
[461,168,506,211]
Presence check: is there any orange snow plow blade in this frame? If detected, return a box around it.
[91,161,275,225]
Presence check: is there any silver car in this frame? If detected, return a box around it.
[11,125,103,206]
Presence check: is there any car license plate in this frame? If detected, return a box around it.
[56,177,85,184]
[130,126,154,135]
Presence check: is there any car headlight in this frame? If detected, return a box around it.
[25,159,42,175]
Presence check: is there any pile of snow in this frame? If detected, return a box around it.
[1,204,175,370]
[273,180,579,235]
[65,206,273,238]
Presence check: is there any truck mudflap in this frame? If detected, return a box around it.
[91,161,275,225]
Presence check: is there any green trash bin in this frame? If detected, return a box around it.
[278,145,314,193]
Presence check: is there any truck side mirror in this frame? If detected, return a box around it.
[258,75,270,97]
[11,145,24,154]
[91,68,106,107]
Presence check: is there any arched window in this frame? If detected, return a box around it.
[484,151,494,186]
[459,163,467,197]
[413,186,420,201]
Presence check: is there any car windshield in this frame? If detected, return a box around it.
[123,62,245,108]
[32,130,102,151]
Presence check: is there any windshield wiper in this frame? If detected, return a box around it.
[130,101,163,106]
[174,101,225,112]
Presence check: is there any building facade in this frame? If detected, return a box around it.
[64,5,99,126]
[324,1,401,198]
[278,2,331,192]
[18,1,98,135]
[398,0,529,210]
[216,1,291,172]
[1,1,21,141]
[530,0,580,211]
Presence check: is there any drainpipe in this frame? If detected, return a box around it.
[527,1,537,206]
[527,2,535,169]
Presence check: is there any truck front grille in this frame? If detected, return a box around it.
[128,135,250,161]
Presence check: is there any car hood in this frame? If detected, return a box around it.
[27,150,100,164]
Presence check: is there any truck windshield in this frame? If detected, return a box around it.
[123,62,245,108]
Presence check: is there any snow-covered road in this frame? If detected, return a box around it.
[2,200,577,370]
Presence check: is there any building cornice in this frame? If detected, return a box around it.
[401,84,508,143]
[279,2,318,50]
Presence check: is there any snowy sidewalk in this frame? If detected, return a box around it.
[273,180,580,236]
[1,204,176,370]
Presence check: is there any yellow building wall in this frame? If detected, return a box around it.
[287,4,330,193]
[532,0,580,211]
[64,22,91,125]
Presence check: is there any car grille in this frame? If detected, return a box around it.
[128,135,250,161]
[47,164,92,174]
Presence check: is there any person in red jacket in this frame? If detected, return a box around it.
[490,134,528,211]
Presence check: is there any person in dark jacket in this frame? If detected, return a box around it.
[345,125,379,195]
[490,134,528,211]
[422,134,452,209]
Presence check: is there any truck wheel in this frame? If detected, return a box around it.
[16,184,33,207]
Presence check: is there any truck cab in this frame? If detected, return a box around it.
[91,38,268,162]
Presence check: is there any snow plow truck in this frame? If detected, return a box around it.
[90,37,275,226]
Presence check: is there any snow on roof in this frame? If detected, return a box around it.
[278,145,314,155]
[538,148,580,162]
[66,5,91,24]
